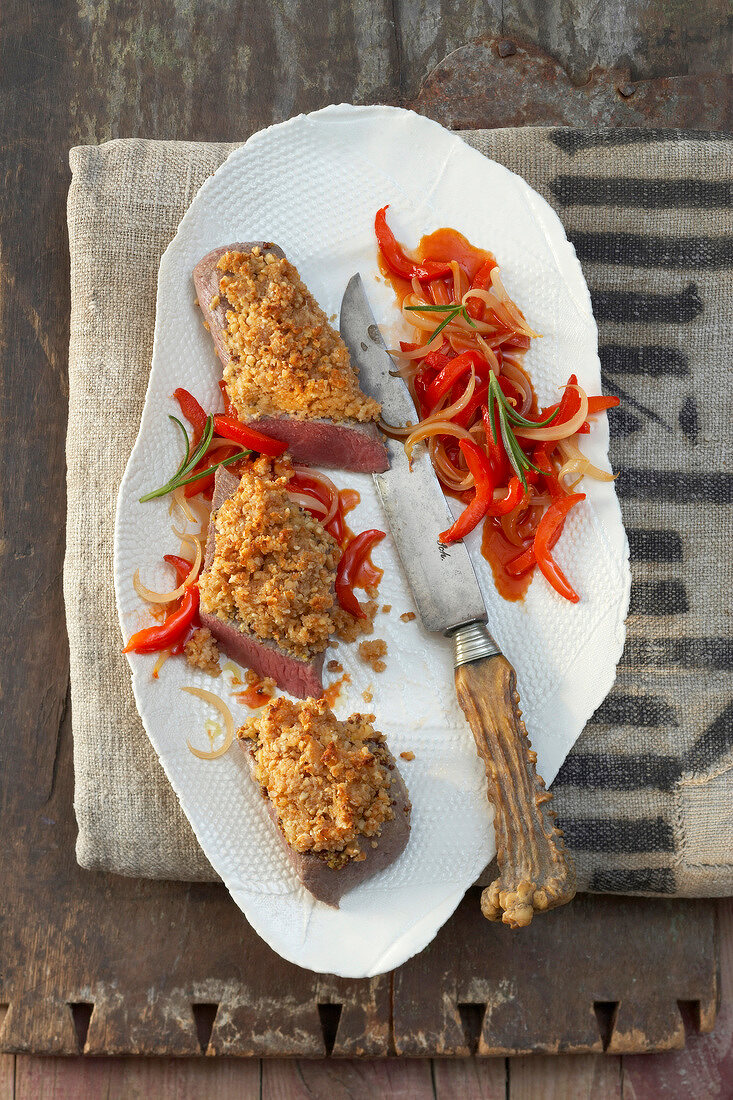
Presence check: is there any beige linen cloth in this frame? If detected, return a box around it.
[66,129,733,894]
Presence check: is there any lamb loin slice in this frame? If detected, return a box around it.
[193,243,388,473]
[239,736,411,908]
[199,467,327,699]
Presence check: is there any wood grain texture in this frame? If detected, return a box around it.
[509,1054,622,1098]
[263,1058,436,1099]
[455,655,576,928]
[622,899,733,1099]
[14,1055,261,1099]
[0,0,729,1069]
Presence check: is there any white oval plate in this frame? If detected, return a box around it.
[114,104,630,977]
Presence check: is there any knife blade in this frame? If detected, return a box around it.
[339,274,488,637]
[340,272,576,928]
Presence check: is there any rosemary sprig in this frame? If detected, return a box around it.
[487,375,559,490]
[405,302,477,344]
[139,414,251,502]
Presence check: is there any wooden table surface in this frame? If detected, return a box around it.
[2,0,731,1095]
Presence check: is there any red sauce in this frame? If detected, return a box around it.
[380,222,539,603]
[481,519,533,602]
[234,679,275,709]
[323,673,351,708]
[378,226,495,312]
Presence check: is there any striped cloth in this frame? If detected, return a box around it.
[463,128,732,897]
[66,128,732,896]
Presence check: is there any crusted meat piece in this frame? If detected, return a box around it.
[238,697,411,906]
[193,243,388,472]
[198,466,337,697]
[199,459,340,661]
[216,248,380,424]
[184,627,221,677]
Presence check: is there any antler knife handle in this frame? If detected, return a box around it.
[452,622,576,928]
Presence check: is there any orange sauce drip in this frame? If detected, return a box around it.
[378,226,495,316]
[481,519,533,602]
[323,673,351,708]
[234,680,274,709]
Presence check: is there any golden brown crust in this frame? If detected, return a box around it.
[183,628,221,676]
[238,697,394,864]
[216,249,381,424]
[198,459,340,660]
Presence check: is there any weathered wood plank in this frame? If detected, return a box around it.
[0,1056,14,1100]
[262,1058,436,1099]
[508,1054,622,1098]
[14,1056,260,1100]
[393,892,717,1056]
[433,1056,506,1098]
[622,898,733,1099]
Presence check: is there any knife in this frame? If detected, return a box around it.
[340,274,576,928]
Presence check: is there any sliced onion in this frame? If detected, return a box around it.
[557,437,617,484]
[475,334,502,375]
[152,648,172,679]
[292,467,340,526]
[289,490,328,515]
[170,486,197,523]
[430,436,474,491]
[394,329,447,360]
[183,686,235,759]
[501,360,534,415]
[378,416,415,439]
[133,535,202,604]
[405,420,473,463]
[517,387,589,441]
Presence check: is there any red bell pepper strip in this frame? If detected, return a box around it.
[163,553,197,585]
[452,381,489,428]
[218,379,237,417]
[425,351,487,409]
[506,491,584,578]
[465,257,498,319]
[213,414,288,456]
[482,404,512,485]
[123,585,200,654]
[532,445,564,501]
[375,206,452,282]
[532,494,585,601]
[587,395,620,414]
[439,440,496,543]
[174,388,208,445]
[486,476,525,516]
[335,529,386,618]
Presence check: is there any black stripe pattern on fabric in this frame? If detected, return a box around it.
[591,283,703,323]
[630,581,689,616]
[549,128,728,155]
[590,868,676,894]
[626,528,683,562]
[550,176,732,208]
[616,469,733,503]
[571,233,732,269]
[555,752,682,791]
[560,816,674,852]
[684,701,733,774]
[600,345,689,376]
[588,693,678,727]
[620,637,733,670]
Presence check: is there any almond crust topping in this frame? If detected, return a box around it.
[238,697,394,865]
[199,459,340,659]
[216,249,380,424]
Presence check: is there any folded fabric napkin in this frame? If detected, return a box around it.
[66,126,732,897]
